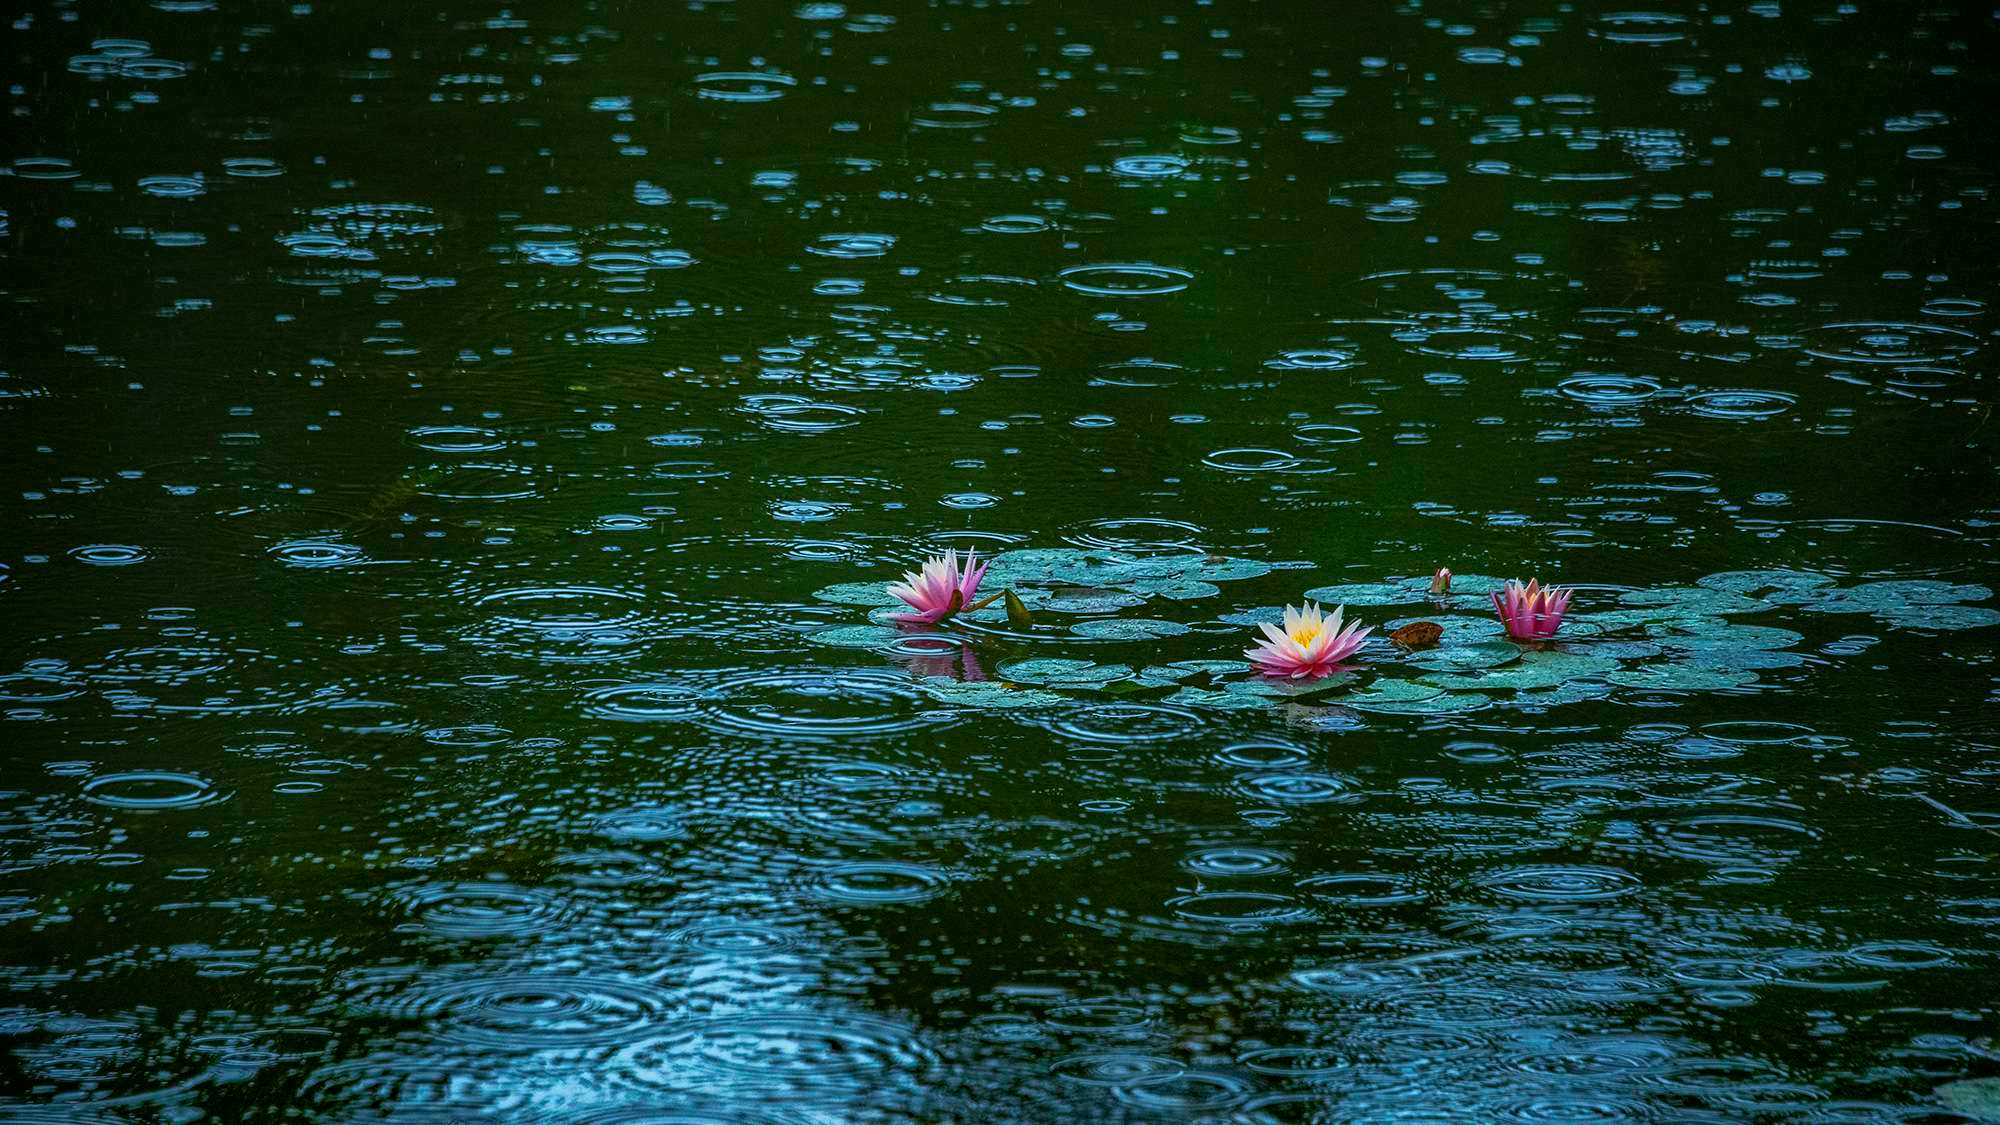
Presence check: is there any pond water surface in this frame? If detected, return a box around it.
[3,0,1999,1120]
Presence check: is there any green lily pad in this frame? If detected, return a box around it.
[1165,684,1278,711]
[1937,1077,2000,1121]
[1350,691,1491,715]
[807,624,906,649]
[920,678,1069,709]
[1579,607,1692,631]
[1605,665,1758,691]
[999,658,1132,688]
[1218,607,1284,627]
[1515,680,1615,708]
[1070,618,1192,641]
[1677,649,1806,671]
[1420,650,1621,692]
[1583,640,1665,661]
[1301,581,1425,606]
[1164,659,1253,679]
[812,581,905,607]
[1041,590,1149,614]
[1652,622,1803,651]
[1405,640,1522,672]
[1878,605,2000,631]
[1621,587,1767,616]
[1150,579,1223,601]
[1697,569,1835,601]
[1240,671,1359,698]
[1386,614,1506,640]
[1344,678,1445,705]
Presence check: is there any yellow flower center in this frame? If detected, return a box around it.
[1290,625,1322,646]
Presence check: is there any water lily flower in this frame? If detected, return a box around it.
[1492,578,1572,641]
[1430,567,1452,595]
[888,548,989,624]
[1245,601,1372,679]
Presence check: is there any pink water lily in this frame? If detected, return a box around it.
[1492,578,1572,641]
[888,548,989,624]
[1245,601,1372,679]
[1430,567,1452,595]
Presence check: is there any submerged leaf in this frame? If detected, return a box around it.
[1004,589,1035,628]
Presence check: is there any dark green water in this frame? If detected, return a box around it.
[3,0,1999,1119]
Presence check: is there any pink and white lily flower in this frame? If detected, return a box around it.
[1245,601,1372,679]
[887,548,989,625]
[1492,578,1572,641]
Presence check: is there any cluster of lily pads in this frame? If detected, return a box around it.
[807,548,1996,718]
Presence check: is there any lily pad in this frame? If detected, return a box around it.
[1620,586,1767,616]
[1165,659,1253,679]
[1301,581,1426,607]
[1349,691,1490,715]
[1070,618,1192,641]
[920,678,1069,710]
[1515,680,1616,709]
[1937,1077,2000,1121]
[1420,650,1621,693]
[1166,685,1277,711]
[1878,605,2000,631]
[807,624,906,649]
[999,658,1131,688]
[1652,622,1803,651]
[1218,606,1284,627]
[1344,678,1445,705]
[1151,580,1223,601]
[1678,649,1807,672]
[1697,569,1836,601]
[1242,671,1360,698]
[1405,640,1523,673]
[1042,590,1149,614]
[1605,665,1757,691]
[812,581,904,607]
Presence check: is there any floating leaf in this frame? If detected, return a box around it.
[998,658,1132,687]
[1218,606,1284,627]
[1344,678,1445,705]
[1605,665,1757,691]
[1151,579,1223,601]
[1678,649,1805,671]
[1405,641,1522,673]
[1389,621,1444,649]
[1879,605,2000,631]
[1350,691,1490,715]
[1515,680,1615,709]
[1652,622,1803,651]
[1620,587,1767,616]
[1697,569,1835,601]
[1301,581,1424,606]
[1070,618,1191,641]
[812,581,903,607]
[807,624,905,649]
[1171,659,1252,677]
[1421,650,1621,693]
[1042,590,1149,614]
[1240,671,1358,698]
[1937,1077,2000,1121]
[1166,686,1276,711]
[920,678,1068,710]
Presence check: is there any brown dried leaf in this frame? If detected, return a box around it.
[1389,621,1445,649]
